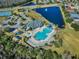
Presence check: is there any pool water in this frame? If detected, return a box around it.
[34,27,52,41]
[16,36,22,40]
[43,28,52,33]
[0,11,12,16]
[8,28,16,32]
[15,31,23,35]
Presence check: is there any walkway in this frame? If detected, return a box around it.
[0,4,58,11]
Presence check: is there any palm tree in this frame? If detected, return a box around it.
[0,35,15,58]
[15,44,31,58]
[36,53,43,59]
[0,27,3,36]
[28,48,38,59]
[43,49,54,59]
[53,51,59,59]
[0,35,8,45]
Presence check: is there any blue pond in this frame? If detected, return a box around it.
[0,11,12,16]
[34,6,65,28]
[34,27,52,41]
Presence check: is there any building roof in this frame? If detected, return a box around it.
[70,12,79,19]
[73,19,79,21]
[23,20,43,30]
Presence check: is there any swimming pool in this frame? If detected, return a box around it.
[0,11,12,16]
[16,36,22,40]
[15,31,23,35]
[34,27,52,41]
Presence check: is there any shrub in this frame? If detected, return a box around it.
[66,18,73,23]
[71,23,79,31]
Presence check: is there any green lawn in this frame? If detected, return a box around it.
[46,28,79,56]
[62,29,79,55]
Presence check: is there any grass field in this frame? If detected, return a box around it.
[62,28,79,55]
[46,27,79,56]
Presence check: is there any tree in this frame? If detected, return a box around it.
[45,43,48,46]
[66,18,73,23]
[0,27,3,35]
[43,49,54,59]
[53,51,59,59]
[8,21,15,26]
[71,23,79,31]
[58,38,63,47]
